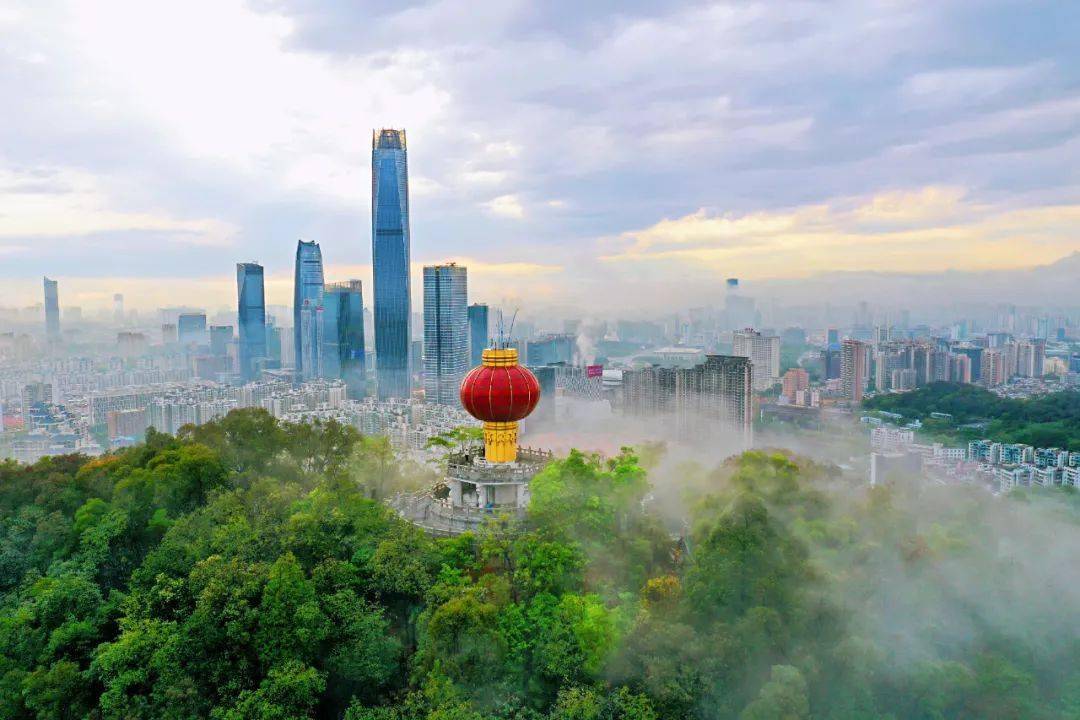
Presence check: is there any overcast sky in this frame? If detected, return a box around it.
[1,0,1078,313]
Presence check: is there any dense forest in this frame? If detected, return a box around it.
[2,408,1080,719]
[863,382,1080,450]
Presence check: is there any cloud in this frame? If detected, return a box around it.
[900,62,1054,110]
[601,186,1080,277]
[0,166,235,244]
[483,194,526,219]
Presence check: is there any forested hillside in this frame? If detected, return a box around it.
[1,408,1079,719]
[864,382,1080,450]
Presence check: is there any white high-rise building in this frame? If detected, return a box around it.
[732,329,780,391]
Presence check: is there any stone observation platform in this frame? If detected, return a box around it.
[387,446,552,535]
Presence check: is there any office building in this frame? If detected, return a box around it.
[177,313,207,347]
[423,264,468,405]
[372,128,412,399]
[43,277,60,341]
[293,239,325,380]
[324,280,366,399]
[733,329,780,391]
[237,262,267,382]
[841,338,869,403]
[113,293,124,324]
[468,303,489,369]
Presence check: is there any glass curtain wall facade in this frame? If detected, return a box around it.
[293,239,325,381]
[43,277,60,341]
[236,262,267,382]
[468,303,489,368]
[324,280,366,399]
[423,264,468,405]
[372,128,412,399]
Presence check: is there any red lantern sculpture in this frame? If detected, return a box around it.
[459,347,540,462]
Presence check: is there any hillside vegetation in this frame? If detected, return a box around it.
[864,382,1080,450]
[1,408,1079,719]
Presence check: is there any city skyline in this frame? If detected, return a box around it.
[2,2,1079,315]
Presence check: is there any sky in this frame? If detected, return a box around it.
[1,0,1078,314]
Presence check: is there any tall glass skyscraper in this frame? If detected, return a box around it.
[293,239,325,381]
[324,280,366,399]
[423,264,468,405]
[236,262,267,382]
[43,277,60,341]
[468,303,489,368]
[372,128,412,400]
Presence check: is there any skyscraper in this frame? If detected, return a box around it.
[841,338,869,403]
[43,277,60,342]
[423,264,468,405]
[293,239,325,381]
[236,262,267,382]
[324,280,366,399]
[732,329,781,391]
[468,303,489,369]
[372,128,412,399]
[113,293,124,325]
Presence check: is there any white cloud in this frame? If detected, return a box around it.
[483,194,525,219]
[0,166,235,243]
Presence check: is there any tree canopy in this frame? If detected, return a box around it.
[1,408,1078,718]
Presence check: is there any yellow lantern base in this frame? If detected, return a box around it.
[484,421,519,463]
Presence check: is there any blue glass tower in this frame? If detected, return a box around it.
[43,277,60,342]
[293,239,325,381]
[423,264,468,405]
[468,303,489,368]
[236,262,267,382]
[372,128,412,400]
[324,280,367,399]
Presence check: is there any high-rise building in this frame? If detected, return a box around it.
[324,280,366,399]
[620,355,753,450]
[177,313,207,347]
[43,277,60,341]
[732,329,780,391]
[527,334,575,367]
[981,349,1007,387]
[1015,340,1046,378]
[468,303,489,369]
[210,325,233,357]
[237,262,267,382]
[423,264,468,405]
[161,323,178,345]
[113,293,124,325]
[372,128,412,400]
[841,338,869,403]
[949,353,972,384]
[293,239,325,380]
